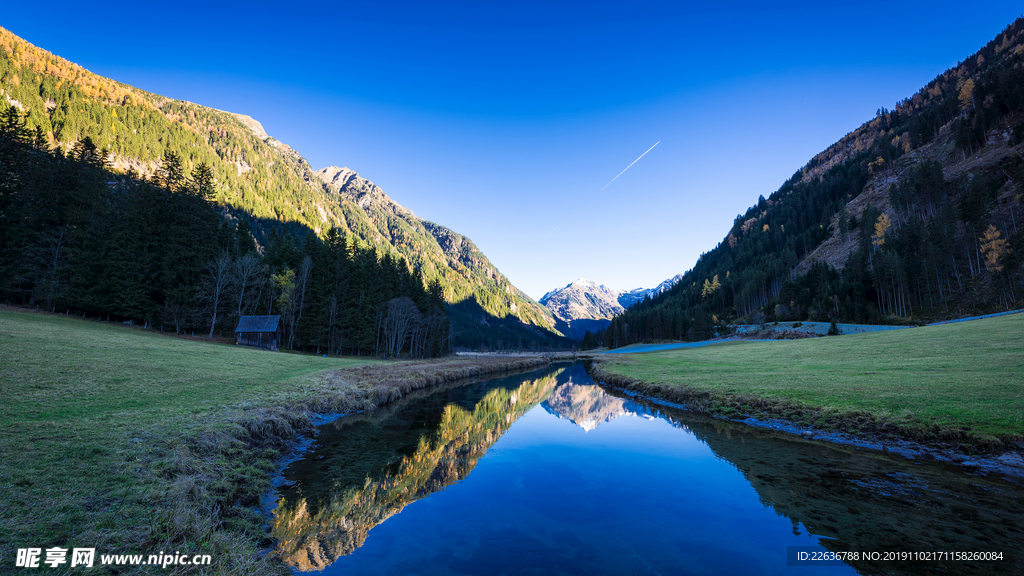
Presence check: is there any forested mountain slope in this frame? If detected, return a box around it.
[312,165,558,340]
[0,26,562,349]
[587,18,1024,349]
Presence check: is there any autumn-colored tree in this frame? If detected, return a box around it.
[872,213,891,248]
[701,275,721,298]
[979,225,1008,272]
[958,79,976,110]
[274,269,296,314]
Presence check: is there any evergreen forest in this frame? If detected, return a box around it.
[0,115,451,357]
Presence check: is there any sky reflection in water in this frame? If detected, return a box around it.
[269,363,1024,576]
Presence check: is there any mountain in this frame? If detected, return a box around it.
[539,274,683,339]
[616,273,685,308]
[539,277,624,340]
[0,26,564,349]
[307,163,564,347]
[541,277,623,317]
[590,17,1024,348]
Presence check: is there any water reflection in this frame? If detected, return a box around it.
[541,379,649,432]
[269,363,1024,575]
[632,397,1024,575]
[270,367,563,571]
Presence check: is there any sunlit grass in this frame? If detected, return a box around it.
[1,310,372,421]
[596,314,1024,440]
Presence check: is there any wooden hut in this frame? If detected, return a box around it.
[235,315,281,351]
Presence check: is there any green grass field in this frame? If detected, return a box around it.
[0,308,377,573]
[0,310,374,423]
[595,313,1024,442]
[0,308,548,574]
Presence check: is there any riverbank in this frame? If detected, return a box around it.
[0,308,548,574]
[588,313,1024,473]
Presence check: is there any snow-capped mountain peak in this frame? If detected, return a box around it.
[538,273,683,339]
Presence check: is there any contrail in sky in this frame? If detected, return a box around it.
[600,141,660,191]
[544,225,559,238]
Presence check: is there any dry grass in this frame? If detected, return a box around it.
[0,308,548,574]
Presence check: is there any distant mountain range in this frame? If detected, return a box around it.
[616,274,686,308]
[539,274,683,339]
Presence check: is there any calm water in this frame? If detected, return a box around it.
[267,363,1024,575]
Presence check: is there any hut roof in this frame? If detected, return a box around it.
[235,315,281,333]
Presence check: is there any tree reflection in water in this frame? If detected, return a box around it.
[269,363,1024,575]
[269,367,564,571]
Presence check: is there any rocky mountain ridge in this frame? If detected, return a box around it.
[538,274,683,339]
[311,165,560,341]
[616,273,686,308]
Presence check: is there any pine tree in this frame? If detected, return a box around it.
[190,162,216,199]
[157,151,185,192]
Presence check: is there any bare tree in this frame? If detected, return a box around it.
[251,268,267,314]
[164,298,192,335]
[263,266,279,315]
[419,308,450,358]
[280,257,314,349]
[33,226,70,311]
[327,294,343,355]
[233,253,262,318]
[382,296,422,357]
[287,257,313,349]
[204,252,233,338]
[295,256,313,325]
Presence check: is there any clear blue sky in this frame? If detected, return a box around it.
[5,2,1022,299]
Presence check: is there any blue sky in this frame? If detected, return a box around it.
[5,2,1022,299]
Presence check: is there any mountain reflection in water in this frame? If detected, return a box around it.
[269,367,564,571]
[268,363,1024,575]
[541,379,650,432]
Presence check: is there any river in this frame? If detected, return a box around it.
[265,363,1023,575]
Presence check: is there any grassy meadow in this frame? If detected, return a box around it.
[0,308,546,574]
[593,313,1024,448]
